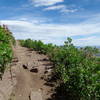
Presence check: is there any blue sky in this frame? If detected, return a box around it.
[0,0,100,46]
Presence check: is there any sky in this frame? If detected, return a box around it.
[0,0,100,46]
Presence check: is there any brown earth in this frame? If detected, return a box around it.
[0,41,55,100]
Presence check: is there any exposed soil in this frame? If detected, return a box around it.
[0,41,55,100]
[10,41,54,100]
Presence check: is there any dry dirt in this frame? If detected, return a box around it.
[0,41,54,100]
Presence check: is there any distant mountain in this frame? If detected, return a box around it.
[96,46,100,49]
[76,46,100,49]
[95,53,100,57]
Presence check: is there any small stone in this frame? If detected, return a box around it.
[30,68,38,73]
[22,64,28,69]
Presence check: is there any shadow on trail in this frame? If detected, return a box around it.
[43,74,67,100]
[44,74,78,100]
[46,84,79,100]
[38,58,49,62]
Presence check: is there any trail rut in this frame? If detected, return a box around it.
[10,41,54,100]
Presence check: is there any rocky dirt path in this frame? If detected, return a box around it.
[9,41,54,100]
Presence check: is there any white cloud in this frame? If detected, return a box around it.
[61,8,78,13]
[31,0,64,7]
[44,5,65,11]
[31,0,77,13]
[1,15,100,46]
[43,4,77,13]
[73,36,100,46]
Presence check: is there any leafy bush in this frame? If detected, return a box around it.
[20,38,100,100]
[0,25,15,78]
[20,39,55,54]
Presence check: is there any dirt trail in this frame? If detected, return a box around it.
[10,41,54,100]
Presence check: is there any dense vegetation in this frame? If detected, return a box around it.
[20,38,100,100]
[0,25,15,79]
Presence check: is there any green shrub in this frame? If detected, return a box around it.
[0,25,15,78]
[20,37,100,99]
